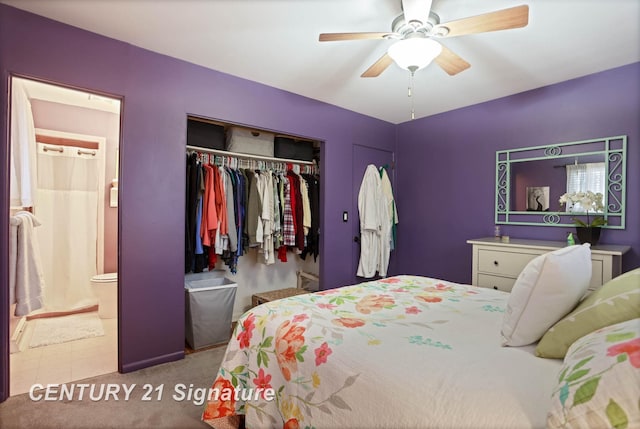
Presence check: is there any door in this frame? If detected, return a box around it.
[352,144,396,284]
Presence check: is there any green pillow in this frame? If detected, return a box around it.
[536,268,640,358]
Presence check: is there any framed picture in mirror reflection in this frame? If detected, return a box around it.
[526,186,550,212]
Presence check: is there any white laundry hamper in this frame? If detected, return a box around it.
[184,271,237,349]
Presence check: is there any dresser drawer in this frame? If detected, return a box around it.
[478,249,534,277]
[589,259,604,291]
[468,238,628,293]
[477,274,516,292]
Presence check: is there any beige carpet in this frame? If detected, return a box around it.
[0,346,226,429]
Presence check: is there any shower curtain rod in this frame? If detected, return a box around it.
[42,145,97,156]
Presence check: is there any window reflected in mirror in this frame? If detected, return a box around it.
[565,162,605,213]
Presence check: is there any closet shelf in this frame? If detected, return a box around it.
[186,145,316,166]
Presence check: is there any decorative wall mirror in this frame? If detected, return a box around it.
[495,135,626,228]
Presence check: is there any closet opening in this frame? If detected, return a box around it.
[184,115,322,353]
[6,76,122,395]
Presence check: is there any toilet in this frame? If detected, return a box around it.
[91,272,118,319]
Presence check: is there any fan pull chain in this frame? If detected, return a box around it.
[408,71,415,120]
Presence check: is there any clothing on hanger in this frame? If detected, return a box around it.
[185,149,320,274]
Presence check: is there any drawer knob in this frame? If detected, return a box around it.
[493,260,499,266]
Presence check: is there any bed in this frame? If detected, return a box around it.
[202,263,640,428]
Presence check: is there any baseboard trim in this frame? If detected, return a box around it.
[120,350,184,373]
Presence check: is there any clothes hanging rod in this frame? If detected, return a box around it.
[186,145,316,166]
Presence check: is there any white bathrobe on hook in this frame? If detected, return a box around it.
[379,167,397,275]
[357,165,391,278]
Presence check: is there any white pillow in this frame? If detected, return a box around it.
[501,244,592,346]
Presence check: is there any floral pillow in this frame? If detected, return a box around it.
[547,318,640,429]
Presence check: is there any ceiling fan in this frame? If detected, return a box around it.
[319,0,529,77]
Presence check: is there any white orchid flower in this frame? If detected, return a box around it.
[558,190,607,227]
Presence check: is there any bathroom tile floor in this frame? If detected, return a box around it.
[9,312,118,396]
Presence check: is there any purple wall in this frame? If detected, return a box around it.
[395,62,640,283]
[0,4,396,401]
[1,3,638,404]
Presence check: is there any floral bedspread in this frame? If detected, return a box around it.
[202,275,562,429]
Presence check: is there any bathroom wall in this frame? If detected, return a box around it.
[30,99,119,273]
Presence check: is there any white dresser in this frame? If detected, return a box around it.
[467,237,630,292]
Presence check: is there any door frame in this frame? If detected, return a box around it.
[1,74,124,402]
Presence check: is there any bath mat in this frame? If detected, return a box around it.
[29,313,105,348]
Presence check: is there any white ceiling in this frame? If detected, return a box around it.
[14,77,121,114]
[3,0,639,124]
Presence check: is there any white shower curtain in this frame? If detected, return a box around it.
[35,143,100,311]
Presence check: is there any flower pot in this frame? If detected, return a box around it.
[575,227,601,246]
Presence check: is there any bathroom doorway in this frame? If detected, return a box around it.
[7,76,121,395]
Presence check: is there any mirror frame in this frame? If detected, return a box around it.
[495,135,626,229]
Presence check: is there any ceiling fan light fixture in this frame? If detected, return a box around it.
[387,38,442,72]
[433,26,449,37]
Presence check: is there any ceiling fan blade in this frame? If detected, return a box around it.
[402,0,432,25]
[319,32,391,42]
[434,45,471,76]
[361,53,394,78]
[434,5,529,38]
